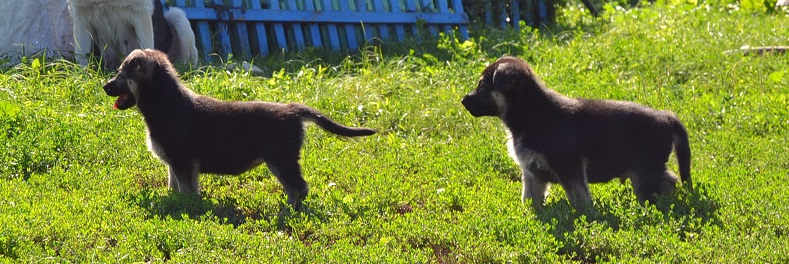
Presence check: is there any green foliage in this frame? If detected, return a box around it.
[2,3,789,262]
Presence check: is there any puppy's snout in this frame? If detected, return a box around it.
[462,90,498,117]
[461,93,474,108]
[103,77,121,96]
[462,92,482,115]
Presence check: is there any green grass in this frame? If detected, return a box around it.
[2,2,789,262]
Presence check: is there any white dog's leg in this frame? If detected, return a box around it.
[133,14,155,50]
[72,17,93,65]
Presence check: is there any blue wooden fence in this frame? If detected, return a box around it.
[164,0,469,61]
[464,0,552,30]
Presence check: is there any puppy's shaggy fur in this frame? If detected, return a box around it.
[462,57,691,209]
[69,0,198,69]
[103,49,376,209]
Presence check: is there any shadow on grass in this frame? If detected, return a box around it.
[125,189,324,231]
[534,182,720,260]
[127,190,262,227]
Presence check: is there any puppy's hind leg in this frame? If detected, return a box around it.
[561,180,593,209]
[167,160,201,195]
[266,159,309,211]
[630,167,679,205]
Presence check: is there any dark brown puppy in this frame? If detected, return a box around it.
[103,49,375,210]
[462,56,691,209]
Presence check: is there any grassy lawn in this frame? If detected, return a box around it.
[1,2,789,262]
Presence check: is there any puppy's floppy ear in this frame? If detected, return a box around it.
[128,58,142,72]
[492,60,529,91]
[491,62,513,91]
[122,56,140,72]
[134,58,143,72]
[123,50,150,75]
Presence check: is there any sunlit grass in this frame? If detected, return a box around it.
[1,2,788,262]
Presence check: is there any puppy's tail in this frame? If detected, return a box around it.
[672,117,692,188]
[164,7,199,64]
[293,103,377,137]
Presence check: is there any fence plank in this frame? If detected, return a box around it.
[192,0,214,61]
[212,0,233,59]
[403,0,418,37]
[418,0,438,37]
[511,0,521,30]
[538,0,548,21]
[339,0,359,49]
[269,0,289,51]
[286,0,307,49]
[388,0,406,41]
[373,0,390,40]
[321,0,342,49]
[356,0,374,41]
[304,0,323,47]
[231,0,251,59]
[450,0,469,39]
[437,0,452,35]
[250,0,270,56]
[498,0,507,29]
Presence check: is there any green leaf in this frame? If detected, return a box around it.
[768,71,784,83]
[0,101,20,118]
[31,58,41,73]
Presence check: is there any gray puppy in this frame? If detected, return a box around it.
[462,56,691,209]
[103,49,375,210]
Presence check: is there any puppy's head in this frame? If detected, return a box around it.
[102,49,167,110]
[461,57,538,118]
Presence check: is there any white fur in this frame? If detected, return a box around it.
[149,130,200,193]
[146,130,168,163]
[69,0,154,67]
[508,131,594,207]
[164,7,199,64]
[506,130,552,205]
[491,91,509,119]
[126,78,141,103]
[69,0,198,66]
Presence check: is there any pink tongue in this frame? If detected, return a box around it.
[114,93,128,109]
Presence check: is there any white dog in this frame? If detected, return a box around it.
[68,0,198,68]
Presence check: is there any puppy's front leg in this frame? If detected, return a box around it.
[553,159,593,209]
[167,167,179,192]
[521,168,549,208]
[167,161,200,195]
